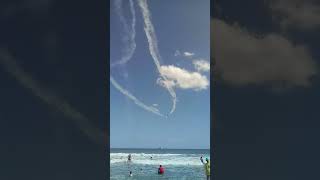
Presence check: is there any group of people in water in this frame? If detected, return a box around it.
[127,154,165,176]
[126,154,210,179]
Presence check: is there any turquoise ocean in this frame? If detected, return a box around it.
[110,148,211,180]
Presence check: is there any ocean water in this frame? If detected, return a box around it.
[110,148,211,180]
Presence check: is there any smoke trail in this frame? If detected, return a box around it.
[110,76,164,117]
[111,0,136,67]
[137,0,177,114]
[110,0,166,117]
[0,49,104,145]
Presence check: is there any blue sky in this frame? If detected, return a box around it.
[110,0,210,149]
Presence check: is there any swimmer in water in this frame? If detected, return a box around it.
[158,165,165,175]
[129,171,133,177]
[128,154,132,161]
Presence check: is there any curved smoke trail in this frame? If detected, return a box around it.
[0,49,105,145]
[111,0,136,67]
[110,77,164,117]
[137,0,177,114]
[110,0,164,117]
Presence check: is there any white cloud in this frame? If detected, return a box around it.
[193,59,210,72]
[183,52,195,57]
[269,0,320,30]
[158,65,209,91]
[174,50,195,58]
[212,19,317,87]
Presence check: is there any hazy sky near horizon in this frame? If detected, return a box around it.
[110,0,210,149]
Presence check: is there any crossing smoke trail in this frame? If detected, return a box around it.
[110,0,164,117]
[137,0,177,114]
[110,77,164,117]
[0,49,105,145]
[111,0,136,67]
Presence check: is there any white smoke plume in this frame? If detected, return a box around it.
[110,0,166,117]
[137,0,177,114]
[111,0,136,67]
[110,76,164,117]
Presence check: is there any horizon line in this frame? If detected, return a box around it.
[110,147,210,150]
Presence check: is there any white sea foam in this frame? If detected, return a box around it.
[110,153,209,166]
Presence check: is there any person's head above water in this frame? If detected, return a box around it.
[159,165,162,167]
